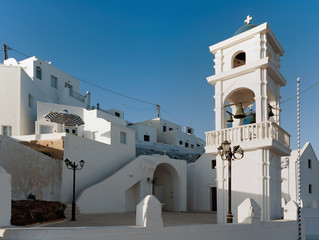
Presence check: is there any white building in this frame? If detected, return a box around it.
[282,142,319,235]
[187,153,217,211]
[129,118,205,151]
[0,57,90,136]
[205,19,291,223]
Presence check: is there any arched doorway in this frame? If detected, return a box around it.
[153,163,179,211]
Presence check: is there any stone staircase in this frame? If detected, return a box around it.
[64,203,81,219]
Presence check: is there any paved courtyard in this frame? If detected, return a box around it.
[39,211,217,227]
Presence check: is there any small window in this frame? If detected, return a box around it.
[65,129,70,133]
[197,144,200,147]
[191,144,194,148]
[144,135,150,142]
[185,142,189,148]
[308,159,312,169]
[179,140,183,145]
[65,82,73,96]
[2,126,12,136]
[309,184,312,194]
[36,66,42,79]
[120,132,127,144]
[115,112,121,117]
[28,94,33,109]
[163,126,167,132]
[51,75,58,89]
[233,52,246,68]
[169,127,173,131]
[212,160,216,169]
[187,128,192,134]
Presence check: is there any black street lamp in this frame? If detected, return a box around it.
[64,158,85,221]
[147,177,158,195]
[217,140,244,223]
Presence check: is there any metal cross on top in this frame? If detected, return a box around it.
[245,15,252,24]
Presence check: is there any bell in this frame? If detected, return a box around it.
[227,114,234,122]
[234,104,246,119]
[251,113,256,124]
[268,104,274,118]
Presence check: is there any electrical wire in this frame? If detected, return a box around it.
[73,75,158,106]
[6,45,31,59]
[281,80,319,104]
[125,106,155,116]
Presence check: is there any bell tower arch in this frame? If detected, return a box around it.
[206,16,291,224]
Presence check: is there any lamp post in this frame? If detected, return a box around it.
[64,158,85,221]
[217,140,244,223]
[147,177,158,195]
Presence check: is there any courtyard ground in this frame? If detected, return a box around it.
[39,211,217,227]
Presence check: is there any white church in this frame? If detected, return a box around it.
[0,16,318,239]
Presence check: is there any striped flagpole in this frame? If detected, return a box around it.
[297,77,302,240]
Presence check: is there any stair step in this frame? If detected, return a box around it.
[63,203,81,219]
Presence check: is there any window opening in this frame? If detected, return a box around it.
[120,132,127,144]
[2,126,12,136]
[144,135,150,142]
[51,75,58,89]
[28,94,33,109]
[308,159,312,169]
[36,66,42,79]
[233,52,246,68]
[212,160,216,169]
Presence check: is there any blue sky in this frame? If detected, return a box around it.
[1,0,319,155]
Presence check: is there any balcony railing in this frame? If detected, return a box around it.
[206,121,290,149]
[71,91,85,103]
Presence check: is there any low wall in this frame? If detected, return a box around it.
[0,135,62,201]
[0,220,298,240]
[302,208,319,235]
[0,166,11,227]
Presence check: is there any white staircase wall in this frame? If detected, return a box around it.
[76,155,187,214]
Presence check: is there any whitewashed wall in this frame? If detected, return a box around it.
[0,220,299,240]
[128,124,157,143]
[61,132,136,203]
[0,135,62,201]
[187,153,216,211]
[0,57,88,136]
[282,142,319,236]
[0,166,11,227]
[0,65,21,136]
[76,155,187,213]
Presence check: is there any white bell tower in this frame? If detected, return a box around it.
[205,16,291,223]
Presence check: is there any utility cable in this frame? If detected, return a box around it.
[73,76,158,106]
[5,45,31,59]
[281,80,319,104]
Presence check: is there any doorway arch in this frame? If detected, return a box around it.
[152,163,180,211]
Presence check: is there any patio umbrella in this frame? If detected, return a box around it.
[45,109,85,126]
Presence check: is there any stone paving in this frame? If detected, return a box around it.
[39,211,217,227]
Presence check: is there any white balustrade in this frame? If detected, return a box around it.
[206,121,290,149]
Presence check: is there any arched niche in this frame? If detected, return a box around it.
[232,51,246,68]
[152,163,180,211]
[224,88,255,128]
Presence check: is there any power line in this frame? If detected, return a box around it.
[125,106,155,116]
[73,75,158,106]
[4,44,31,59]
[280,80,319,104]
